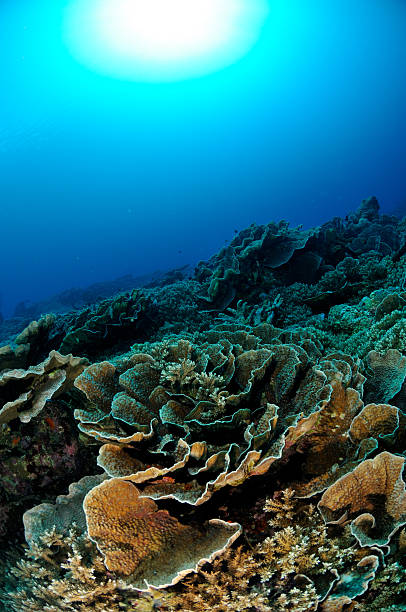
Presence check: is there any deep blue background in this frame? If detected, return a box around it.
[1,0,406,317]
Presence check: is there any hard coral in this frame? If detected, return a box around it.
[319,451,406,547]
[0,314,56,371]
[84,477,241,590]
[23,474,107,546]
[195,221,315,310]
[363,348,406,404]
[59,290,157,357]
[0,525,163,612]
[0,350,88,424]
[73,325,350,504]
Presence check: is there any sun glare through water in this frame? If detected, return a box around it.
[64,0,270,81]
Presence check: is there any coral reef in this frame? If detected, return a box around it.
[1,197,406,610]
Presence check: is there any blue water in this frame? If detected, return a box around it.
[1,0,406,317]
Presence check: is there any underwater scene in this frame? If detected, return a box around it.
[1,0,406,610]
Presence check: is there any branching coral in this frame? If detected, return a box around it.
[355,562,406,611]
[163,546,270,612]
[0,525,163,612]
[2,487,386,612]
[260,490,357,601]
[163,488,380,612]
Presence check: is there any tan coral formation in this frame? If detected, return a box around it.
[0,349,88,424]
[15,325,406,606]
[319,451,406,546]
[5,487,390,612]
[83,477,242,590]
[349,402,399,442]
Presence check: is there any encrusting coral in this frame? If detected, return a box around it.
[1,197,406,610]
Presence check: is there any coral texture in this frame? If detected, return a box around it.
[84,478,241,589]
[0,350,88,424]
[319,451,406,547]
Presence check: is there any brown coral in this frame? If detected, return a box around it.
[84,477,241,590]
[349,403,399,443]
[318,451,406,546]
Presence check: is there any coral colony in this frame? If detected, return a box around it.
[1,196,406,611]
